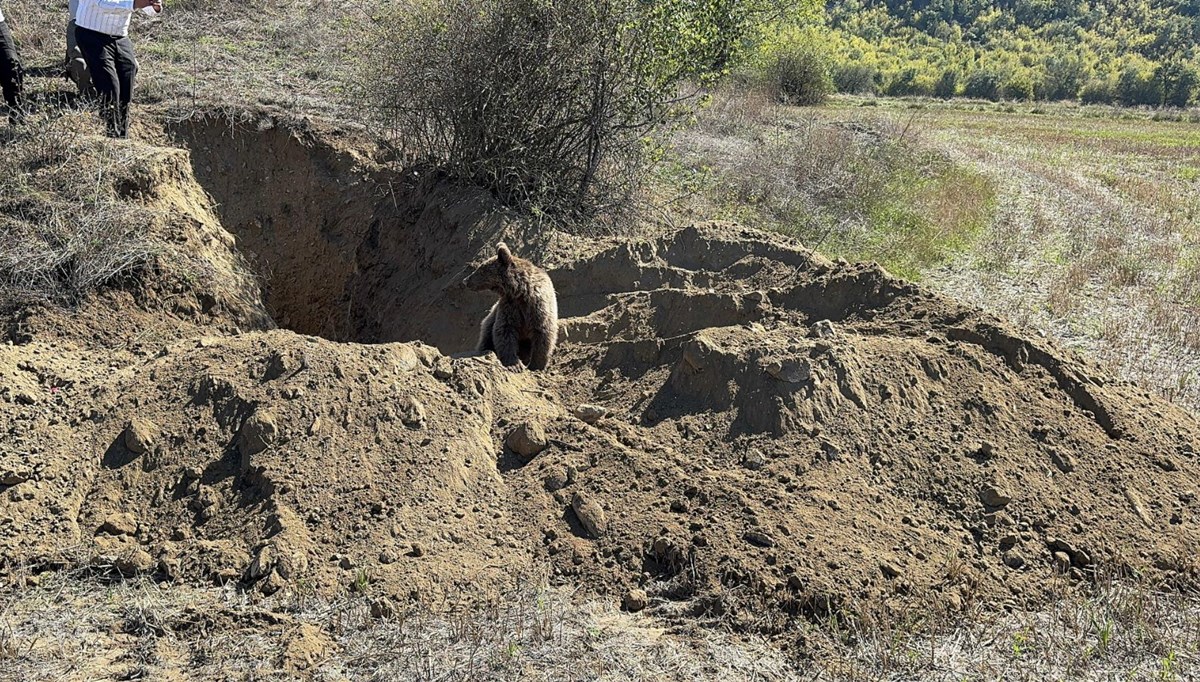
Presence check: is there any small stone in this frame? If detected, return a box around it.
[765,358,812,383]
[742,449,767,470]
[819,438,843,461]
[408,542,425,558]
[1051,551,1072,571]
[398,396,426,428]
[543,469,569,492]
[263,350,297,381]
[1048,448,1076,473]
[338,555,355,570]
[433,359,453,381]
[506,421,548,458]
[247,545,275,580]
[623,589,649,613]
[1003,550,1026,569]
[14,391,38,406]
[743,530,776,548]
[1047,538,1092,568]
[192,486,221,522]
[379,550,398,565]
[116,549,156,576]
[238,410,279,461]
[810,320,838,339]
[123,418,157,455]
[574,404,608,424]
[979,484,1011,509]
[571,492,608,538]
[879,561,902,579]
[978,441,997,460]
[100,512,138,536]
[0,469,31,486]
[260,571,286,595]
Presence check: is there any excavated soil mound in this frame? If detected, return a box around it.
[2,114,1199,642]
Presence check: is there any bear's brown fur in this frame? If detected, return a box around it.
[463,242,558,371]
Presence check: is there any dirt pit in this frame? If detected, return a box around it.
[2,113,1200,646]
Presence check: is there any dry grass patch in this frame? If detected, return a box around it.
[1,569,1197,680]
[658,88,995,279]
[0,113,166,308]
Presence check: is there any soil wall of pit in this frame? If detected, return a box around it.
[168,114,509,353]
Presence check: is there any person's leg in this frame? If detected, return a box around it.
[0,20,24,123]
[75,27,120,136]
[112,36,137,138]
[66,0,79,64]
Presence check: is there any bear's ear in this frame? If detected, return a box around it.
[496,242,513,266]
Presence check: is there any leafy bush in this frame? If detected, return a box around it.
[934,69,960,99]
[883,66,935,97]
[834,62,879,94]
[1117,61,1164,106]
[1002,72,1036,101]
[1079,78,1116,104]
[1040,51,1086,100]
[363,0,797,217]
[962,70,1003,100]
[1157,60,1200,108]
[760,31,834,105]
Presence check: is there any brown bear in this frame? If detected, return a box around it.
[463,242,559,371]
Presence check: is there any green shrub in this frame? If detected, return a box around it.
[962,70,1003,100]
[763,36,834,105]
[1079,78,1116,104]
[933,68,960,99]
[1117,63,1164,106]
[883,66,935,97]
[1002,72,1036,101]
[1041,51,1086,100]
[1156,60,1198,108]
[833,62,879,94]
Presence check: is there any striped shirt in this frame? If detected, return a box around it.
[74,0,136,37]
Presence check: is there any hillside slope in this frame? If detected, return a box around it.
[826,0,1200,103]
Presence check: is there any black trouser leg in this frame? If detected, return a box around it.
[113,36,137,138]
[75,26,137,138]
[0,20,24,123]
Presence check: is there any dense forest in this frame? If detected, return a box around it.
[805,0,1200,105]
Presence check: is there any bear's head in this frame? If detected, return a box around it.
[463,242,519,293]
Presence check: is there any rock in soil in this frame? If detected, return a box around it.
[571,492,608,538]
[507,420,549,458]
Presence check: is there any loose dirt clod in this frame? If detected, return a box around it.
[123,418,157,455]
